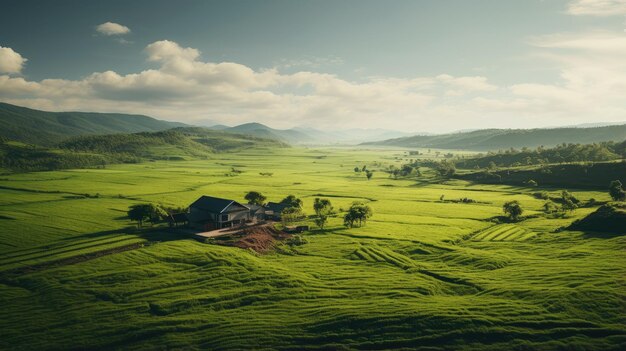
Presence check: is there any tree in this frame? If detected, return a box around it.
[244,191,266,206]
[127,204,162,228]
[362,165,367,172]
[365,170,373,180]
[343,201,373,228]
[503,200,523,221]
[281,207,306,227]
[542,200,559,214]
[436,160,456,177]
[354,166,360,173]
[280,194,303,209]
[313,198,334,229]
[609,180,626,201]
[560,190,579,212]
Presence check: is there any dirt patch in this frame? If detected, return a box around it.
[229,226,291,253]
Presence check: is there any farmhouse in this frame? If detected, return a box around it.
[188,195,253,231]
[247,204,266,221]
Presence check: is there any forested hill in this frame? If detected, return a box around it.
[0,102,186,146]
[363,125,626,150]
[0,127,287,172]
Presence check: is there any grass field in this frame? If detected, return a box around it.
[0,147,624,350]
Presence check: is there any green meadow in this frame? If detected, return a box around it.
[0,147,624,350]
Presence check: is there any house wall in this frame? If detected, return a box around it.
[188,207,215,225]
[221,210,249,223]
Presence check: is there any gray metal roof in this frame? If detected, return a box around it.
[190,196,248,214]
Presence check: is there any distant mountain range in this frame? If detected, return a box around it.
[0,102,288,172]
[363,125,626,150]
[205,122,411,144]
[2,102,624,151]
[0,102,186,146]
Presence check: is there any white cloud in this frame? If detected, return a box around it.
[95,22,131,36]
[567,0,626,16]
[1,36,625,132]
[145,40,199,62]
[0,46,27,74]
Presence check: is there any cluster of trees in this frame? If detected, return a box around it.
[458,161,625,189]
[127,204,167,227]
[435,160,456,177]
[59,130,196,155]
[127,203,189,228]
[386,163,421,179]
[456,142,624,169]
[0,142,116,172]
[343,202,373,228]
[384,157,459,180]
[354,165,374,180]
[244,191,373,230]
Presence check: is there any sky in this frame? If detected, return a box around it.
[1,0,625,132]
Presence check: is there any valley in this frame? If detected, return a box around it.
[1,147,624,350]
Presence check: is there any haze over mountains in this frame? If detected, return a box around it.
[206,122,412,144]
[363,126,626,150]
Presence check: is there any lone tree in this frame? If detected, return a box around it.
[313,198,334,229]
[503,200,523,221]
[280,194,303,209]
[344,201,373,228]
[354,166,361,173]
[609,180,626,201]
[244,191,266,206]
[366,170,374,180]
[127,204,163,228]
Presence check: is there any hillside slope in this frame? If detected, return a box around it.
[1,127,287,172]
[0,102,186,146]
[364,125,626,150]
[213,122,315,144]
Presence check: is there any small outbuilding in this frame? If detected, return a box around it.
[265,202,290,220]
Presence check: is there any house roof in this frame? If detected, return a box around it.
[171,213,188,222]
[190,196,248,214]
[247,204,265,213]
[266,202,289,213]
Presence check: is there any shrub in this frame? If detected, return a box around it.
[503,200,523,221]
[609,180,626,201]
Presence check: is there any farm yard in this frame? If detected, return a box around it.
[0,147,624,350]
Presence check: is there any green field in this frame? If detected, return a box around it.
[1,147,624,350]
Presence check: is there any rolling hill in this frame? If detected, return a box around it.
[209,122,411,144]
[364,125,626,151]
[1,127,287,172]
[209,122,316,144]
[0,102,187,146]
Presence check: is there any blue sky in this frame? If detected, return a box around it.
[1,0,625,132]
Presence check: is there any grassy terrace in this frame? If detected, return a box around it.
[0,147,624,350]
